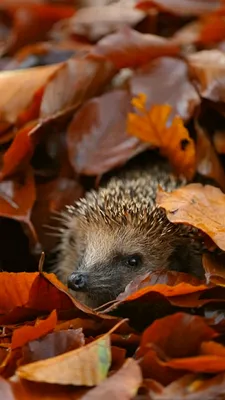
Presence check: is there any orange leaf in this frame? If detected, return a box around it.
[157,183,225,251]
[16,320,126,386]
[127,94,196,179]
[11,310,57,350]
[0,272,38,314]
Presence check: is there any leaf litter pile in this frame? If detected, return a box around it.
[2,0,225,398]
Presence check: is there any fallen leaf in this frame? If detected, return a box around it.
[187,50,225,103]
[195,120,225,191]
[0,272,38,314]
[20,328,85,364]
[117,270,205,301]
[199,12,225,44]
[0,3,75,56]
[130,57,200,122]
[0,63,60,133]
[203,252,225,286]
[213,130,225,154]
[157,183,225,251]
[136,0,221,16]
[81,358,142,399]
[136,312,217,359]
[92,27,180,69]
[51,3,145,42]
[67,90,144,176]
[2,375,88,399]
[16,320,126,386]
[148,373,225,400]
[11,310,57,349]
[127,93,196,179]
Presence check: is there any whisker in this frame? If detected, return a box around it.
[43,224,65,233]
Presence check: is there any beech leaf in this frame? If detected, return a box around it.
[157,183,225,251]
[16,320,126,386]
[81,358,142,400]
[93,27,180,69]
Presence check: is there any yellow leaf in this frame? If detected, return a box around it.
[127,94,196,180]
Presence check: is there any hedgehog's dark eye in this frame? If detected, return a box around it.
[126,254,142,268]
[68,233,76,246]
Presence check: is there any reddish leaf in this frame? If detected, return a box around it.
[136,313,217,359]
[11,310,57,350]
[203,252,225,286]
[117,270,205,301]
[130,57,200,122]
[0,3,75,55]
[0,272,38,314]
[81,358,142,400]
[16,320,126,386]
[67,90,144,176]
[187,50,225,103]
[195,120,225,191]
[93,27,180,69]
[20,329,85,364]
[157,183,225,251]
[148,373,225,400]
[136,0,221,16]
[1,375,88,399]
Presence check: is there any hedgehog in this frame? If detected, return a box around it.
[54,163,204,308]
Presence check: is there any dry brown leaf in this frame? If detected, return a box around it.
[130,57,200,122]
[16,320,126,386]
[187,50,225,103]
[67,90,145,176]
[93,27,180,69]
[51,3,145,42]
[11,310,57,350]
[0,64,60,133]
[157,183,225,251]
[127,93,196,179]
[195,121,225,191]
[81,358,142,399]
[136,0,221,16]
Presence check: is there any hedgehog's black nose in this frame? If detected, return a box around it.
[67,272,88,291]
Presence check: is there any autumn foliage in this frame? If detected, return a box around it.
[1,0,225,399]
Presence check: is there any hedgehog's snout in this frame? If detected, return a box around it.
[67,272,88,292]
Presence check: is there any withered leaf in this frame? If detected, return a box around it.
[20,329,85,364]
[187,50,225,103]
[127,94,196,179]
[16,320,126,386]
[136,0,221,16]
[93,27,180,69]
[130,57,200,122]
[148,373,225,400]
[195,121,225,191]
[0,272,38,314]
[54,3,145,42]
[117,270,205,301]
[203,253,225,286]
[0,3,75,56]
[11,310,57,350]
[157,183,225,251]
[0,64,60,133]
[81,358,142,400]
[67,90,144,176]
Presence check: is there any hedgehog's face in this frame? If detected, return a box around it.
[57,215,175,309]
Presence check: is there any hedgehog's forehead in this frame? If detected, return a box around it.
[70,180,156,226]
